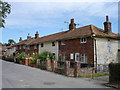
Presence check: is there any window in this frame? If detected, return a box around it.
[27,46,30,50]
[23,45,25,49]
[52,53,55,59]
[62,54,66,61]
[70,53,74,59]
[75,53,80,61]
[61,40,66,45]
[80,38,86,43]
[19,46,21,49]
[52,42,55,46]
[34,45,37,49]
[41,43,44,47]
[80,54,87,63]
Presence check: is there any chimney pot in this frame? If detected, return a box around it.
[69,18,76,30]
[35,31,39,39]
[106,16,109,21]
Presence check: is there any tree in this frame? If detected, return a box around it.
[0,0,11,28]
[8,39,15,45]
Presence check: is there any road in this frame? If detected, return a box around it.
[2,60,110,88]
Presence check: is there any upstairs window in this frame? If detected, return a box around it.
[41,43,44,47]
[61,40,66,45]
[80,38,87,43]
[52,42,55,46]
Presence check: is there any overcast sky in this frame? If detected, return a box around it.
[1,0,118,43]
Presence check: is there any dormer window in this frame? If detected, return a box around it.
[61,40,66,45]
[52,42,55,46]
[80,38,87,43]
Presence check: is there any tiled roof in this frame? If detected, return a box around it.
[13,38,35,46]
[29,31,67,45]
[14,24,119,46]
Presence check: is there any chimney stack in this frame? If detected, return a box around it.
[35,31,39,39]
[69,18,76,30]
[27,33,31,40]
[19,37,22,42]
[103,16,112,34]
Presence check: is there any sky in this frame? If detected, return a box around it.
[1,0,119,43]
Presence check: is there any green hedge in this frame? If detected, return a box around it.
[109,63,120,83]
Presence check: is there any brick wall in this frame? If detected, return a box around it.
[59,37,94,64]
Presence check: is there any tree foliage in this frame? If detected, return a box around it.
[0,0,11,28]
[3,39,15,46]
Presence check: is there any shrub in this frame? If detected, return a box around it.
[109,63,120,83]
[16,53,29,60]
[29,54,39,64]
[38,51,53,61]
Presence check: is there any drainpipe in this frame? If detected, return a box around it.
[94,39,97,73]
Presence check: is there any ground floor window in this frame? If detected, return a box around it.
[62,54,66,61]
[75,53,80,61]
[70,53,74,59]
[81,54,87,63]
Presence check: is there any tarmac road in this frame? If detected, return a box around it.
[2,60,111,88]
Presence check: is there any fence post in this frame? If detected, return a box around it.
[46,60,51,71]
[36,59,40,67]
[25,58,29,66]
[52,60,57,72]
[65,60,70,76]
[74,61,80,77]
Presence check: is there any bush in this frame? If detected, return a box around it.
[16,53,29,60]
[29,54,39,64]
[109,63,120,83]
[38,51,53,61]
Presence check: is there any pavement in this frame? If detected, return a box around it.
[2,60,112,88]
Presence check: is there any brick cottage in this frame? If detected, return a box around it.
[8,16,120,70]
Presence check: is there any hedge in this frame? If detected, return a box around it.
[109,63,120,83]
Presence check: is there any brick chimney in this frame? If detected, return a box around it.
[69,18,76,30]
[27,33,31,39]
[19,37,22,42]
[103,16,112,34]
[35,31,39,39]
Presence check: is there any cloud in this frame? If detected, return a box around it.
[6,2,117,28]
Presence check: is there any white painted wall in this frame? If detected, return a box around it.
[94,38,119,71]
[95,38,119,64]
[39,41,59,60]
[8,47,16,55]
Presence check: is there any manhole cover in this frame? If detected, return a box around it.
[43,82,55,85]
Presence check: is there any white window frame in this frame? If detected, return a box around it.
[80,54,87,63]
[70,53,74,59]
[80,38,87,43]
